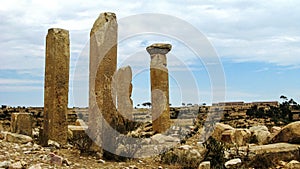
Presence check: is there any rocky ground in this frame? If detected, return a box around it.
[1,106,300,168]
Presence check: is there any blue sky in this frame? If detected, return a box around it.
[0,0,300,107]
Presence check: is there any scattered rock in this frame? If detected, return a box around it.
[249,125,271,144]
[6,132,33,144]
[224,158,242,168]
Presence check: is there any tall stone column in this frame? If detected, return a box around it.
[146,43,172,133]
[116,66,133,121]
[89,12,125,157]
[42,28,70,145]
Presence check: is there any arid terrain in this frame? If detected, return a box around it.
[1,100,300,169]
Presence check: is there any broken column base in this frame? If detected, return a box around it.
[11,113,33,136]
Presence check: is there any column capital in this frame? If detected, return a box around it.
[146,43,172,55]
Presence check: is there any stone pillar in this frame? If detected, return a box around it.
[146,43,172,133]
[11,113,33,136]
[116,66,133,121]
[41,28,70,146]
[89,12,125,157]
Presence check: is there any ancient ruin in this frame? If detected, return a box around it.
[88,12,126,156]
[41,28,70,145]
[11,113,33,136]
[146,43,172,133]
[115,66,133,121]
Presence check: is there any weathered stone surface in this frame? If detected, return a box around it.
[270,121,300,144]
[28,164,42,169]
[198,161,210,169]
[221,129,234,144]
[271,126,281,133]
[151,134,180,144]
[89,12,125,156]
[234,143,300,162]
[224,158,242,169]
[0,161,11,168]
[42,28,70,146]
[6,132,33,144]
[147,43,172,133]
[249,125,271,145]
[49,153,63,165]
[115,66,133,120]
[286,160,300,169]
[212,123,234,141]
[9,161,23,169]
[231,129,251,146]
[11,113,33,136]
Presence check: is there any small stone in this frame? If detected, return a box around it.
[179,145,192,150]
[97,159,105,164]
[49,153,63,165]
[198,161,210,169]
[48,140,60,149]
[224,158,242,169]
[0,161,11,168]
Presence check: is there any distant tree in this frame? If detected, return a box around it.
[182,103,185,106]
[280,95,288,100]
[142,102,151,108]
[288,99,297,105]
[187,103,192,106]
[137,104,140,107]
[202,103,206,106]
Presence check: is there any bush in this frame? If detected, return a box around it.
[203,137,227,169]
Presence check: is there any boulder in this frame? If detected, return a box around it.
[6,132,33,144]
[198,161,210,169]
[286,160,300,169]
[230,143,300,163]
[224,158,242,169]
[249,125,271,144]
[231,129,251,146]
[270,121,300,143]
[212,123,234,141]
